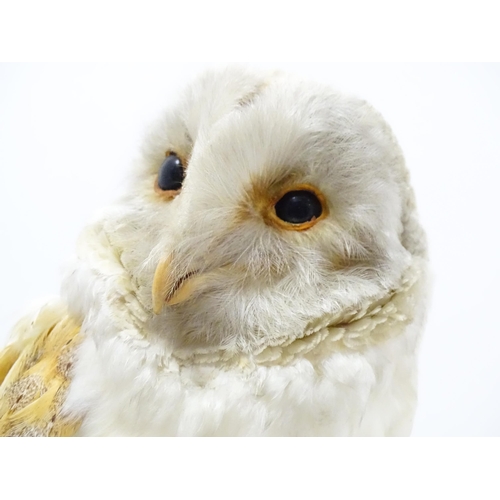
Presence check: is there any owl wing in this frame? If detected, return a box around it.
[0,301,83,437]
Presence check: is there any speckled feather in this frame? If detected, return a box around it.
[0,304,82,437]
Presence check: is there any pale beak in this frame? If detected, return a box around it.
[152,256,209,314]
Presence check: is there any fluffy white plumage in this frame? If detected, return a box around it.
[2,67,428,436]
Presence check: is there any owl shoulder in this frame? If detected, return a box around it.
[0,301,82,437]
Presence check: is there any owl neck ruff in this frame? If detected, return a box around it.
[171,259,424,368]
[72,224,423,368]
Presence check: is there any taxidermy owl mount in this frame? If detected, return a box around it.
[0,67,428,436]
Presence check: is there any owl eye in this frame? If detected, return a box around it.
[157,153,185,191]
[274,190,323,224]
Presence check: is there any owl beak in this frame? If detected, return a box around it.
[152,256,209,314]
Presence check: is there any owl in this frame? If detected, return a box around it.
[0,67,428,436]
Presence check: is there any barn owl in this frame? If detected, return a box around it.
[0,67,428,436]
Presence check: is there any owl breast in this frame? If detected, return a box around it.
[64,318,420,436]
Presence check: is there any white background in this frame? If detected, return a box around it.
[1,63,499,436]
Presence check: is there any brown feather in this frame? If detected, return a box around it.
[0,305,82,437]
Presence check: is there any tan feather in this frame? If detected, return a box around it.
[0,304,82,437]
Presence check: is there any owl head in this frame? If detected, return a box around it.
[67,67,425,354]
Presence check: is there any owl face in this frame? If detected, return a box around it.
[102,67,412,352]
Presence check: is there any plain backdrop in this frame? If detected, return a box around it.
[0,63,499,436]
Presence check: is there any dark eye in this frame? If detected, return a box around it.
[274,190,323,224]
[157,153,185,191]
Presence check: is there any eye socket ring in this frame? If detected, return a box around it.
[268,184,328,231]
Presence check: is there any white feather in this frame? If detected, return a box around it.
[60,67,428,436]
